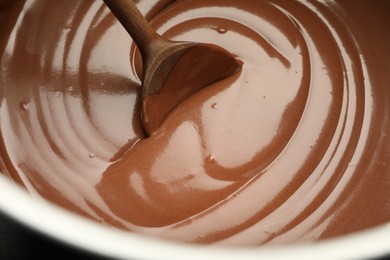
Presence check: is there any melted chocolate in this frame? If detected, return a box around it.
[1,0,390,246]
[142,43,241,135]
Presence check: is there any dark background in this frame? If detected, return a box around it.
[0,212,112,260]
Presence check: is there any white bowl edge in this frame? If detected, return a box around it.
[0,174,389,260]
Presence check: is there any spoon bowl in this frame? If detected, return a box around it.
[103,0,241,135]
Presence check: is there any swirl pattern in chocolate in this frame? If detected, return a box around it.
[1,0,390,246]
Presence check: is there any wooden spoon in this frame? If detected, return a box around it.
[103,0,241,135]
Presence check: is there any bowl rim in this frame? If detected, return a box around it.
[0,174,389,260]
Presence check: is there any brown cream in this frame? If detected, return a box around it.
[1,0,390,246]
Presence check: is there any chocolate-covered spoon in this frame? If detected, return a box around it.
[103,0,241,135]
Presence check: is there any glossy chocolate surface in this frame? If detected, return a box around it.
[1,0,390,246]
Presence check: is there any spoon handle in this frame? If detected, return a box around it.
[103,0,159,54]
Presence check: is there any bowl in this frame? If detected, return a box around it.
[1,0,390,259]
[0,175,390,259]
